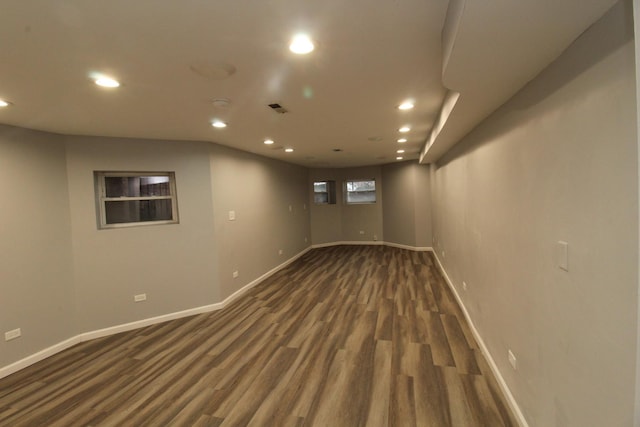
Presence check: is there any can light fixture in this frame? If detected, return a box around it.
[289,34,314,54]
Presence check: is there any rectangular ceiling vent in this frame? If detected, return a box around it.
[268,103,288,114]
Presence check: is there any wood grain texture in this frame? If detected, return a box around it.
[0,245,517,426]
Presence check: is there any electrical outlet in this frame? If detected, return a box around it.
[359,230,365,235]
[5,328,21,341]
[233,270,239,278]
[279,249,283,255]
[373,234,377,241]
[442,250,445,258]
[508,350,517,370]
[463,281,467,291]
[134,293,147,302]
[288,205,293,212]
[304,237,308,243]
[228,210,236,221]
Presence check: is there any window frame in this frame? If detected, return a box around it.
[344,178,377,204]
[95,171,179,229]
[313,180,337,205]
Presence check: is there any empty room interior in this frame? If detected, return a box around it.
[1,0,639,426]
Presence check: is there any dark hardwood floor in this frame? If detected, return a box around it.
[0,245,517,426]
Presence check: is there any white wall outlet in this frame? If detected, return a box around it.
[228,210,236,221]
[5,328,21,341]
[373,234,378,241]
[289,205,293,212]
[508,349,517,370]
[463,281,467,291]
[359,230,365,235]
[232,270,239,278]
[304,237,308,243]
[442,250,445,258]
[556,241,569,271]
[303,203,307,210]
[279,249,283,255]
[134,293,147,302]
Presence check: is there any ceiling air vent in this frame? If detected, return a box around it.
[268,103,288,114]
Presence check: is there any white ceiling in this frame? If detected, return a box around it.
[0,0,619,168]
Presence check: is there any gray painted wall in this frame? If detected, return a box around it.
[0,126,76,368]
[65,136,219,332]
[309,166,383,244]
[430,2,638,425]
[209,144,311,300]
[381,161,432,247]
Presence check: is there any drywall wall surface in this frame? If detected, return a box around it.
[309,168,344,245]
[413,163,433,247]
[0,125,75,368]
[309,166,383,244]
[341,166,383,242]
[432,2,637,425]
[209,145,311,300]
[65,136,219,332]
[381,161,417,246]
[381,161,433,248]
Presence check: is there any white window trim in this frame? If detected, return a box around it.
[95,171,179,229]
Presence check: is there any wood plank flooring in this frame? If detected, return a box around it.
[0,245,517,426]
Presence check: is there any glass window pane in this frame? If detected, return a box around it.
[346,180,376,203]
[314,193,329,204]
[105,199,173,224]
[314,182,327,192]
[105,176,170,197]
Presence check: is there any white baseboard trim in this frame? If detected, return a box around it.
[431,253,529,427]
[382,241,433,252]
[0,245,313,380]
[0,336,82,379]
[311,241,433,252]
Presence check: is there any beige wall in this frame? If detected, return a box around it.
[381,161,432,248]
[309,166,383,244]
[0,126,76,368]
[430,2,638,425]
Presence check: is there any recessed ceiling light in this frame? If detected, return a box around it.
[398,101,414,110]
[397,149,405,154]
[285,148,294,153]
[264,139,274,145]
[211,120,227,128]
[399,126,411,133]
[397,138,407,143]
[289,34,314,54]
[396,156,404,160]
[94,76,120,88]
[0,99,11,107]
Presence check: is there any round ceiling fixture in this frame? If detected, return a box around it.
[94,76,120,88]
[289,34,314,54]
[212,98,231,108]
[397,138,407,143]
[285,148,294,153]
[264,139,274,145]
[190,62,236,80]
[211,120,227,128]
[398,101,414,110]
[0,99,11,107]
[399,126,411,133]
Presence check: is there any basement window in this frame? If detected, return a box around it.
[95,172,179,229]
[345,179,376,204]
[313,180,336,204]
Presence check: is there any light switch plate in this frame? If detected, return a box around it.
[228,210,236,221]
